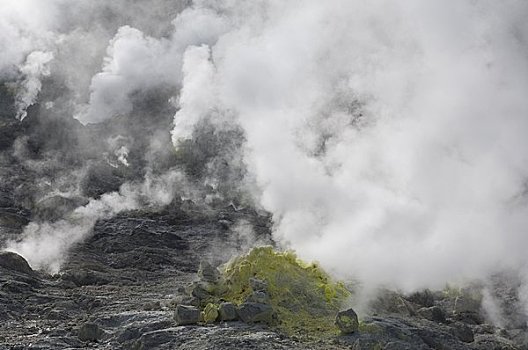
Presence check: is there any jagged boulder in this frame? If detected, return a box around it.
[219,302,237,321]
[335,308,359,334]
[237,302,274,323]
[370,289,416,316]
[174,305,200,325]
[0,251,33,274]
[417,306,446,323]
[451,322,474,343]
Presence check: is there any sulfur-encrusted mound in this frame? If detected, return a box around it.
[210,246,351,337]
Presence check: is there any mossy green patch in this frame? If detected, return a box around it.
[208,246,351,338]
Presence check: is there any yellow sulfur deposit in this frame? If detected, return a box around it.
[212,246,351,337]
[202,303,219,323]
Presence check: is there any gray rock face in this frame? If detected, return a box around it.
[335,308,359,334]
[219,302,238,321]
[417,306,446,323]
[451,322,474,343]
[174,305,201,325]
[237,303,274,323]
[78,322,104,342]
[0,251,33,274]
[370,289,416,316]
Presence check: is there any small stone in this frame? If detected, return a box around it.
[202,303,219,323]
[78,322,104,342]
[237,302,274,323]
[174,305,200,325]
[0,251,33,274]
[417,306,446,323]
[219,302,237,321]
[198,261,219,283]
[335,308,359,334]
[249,278,268,292]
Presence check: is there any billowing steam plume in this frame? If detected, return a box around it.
[171,0,528,292]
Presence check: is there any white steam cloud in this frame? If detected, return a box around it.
[171,0,528,291]
[15,51,54,120]
[77,7,229,124]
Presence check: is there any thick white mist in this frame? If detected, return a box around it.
[172,0,528,291]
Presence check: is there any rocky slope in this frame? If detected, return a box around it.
[1,204,527,349]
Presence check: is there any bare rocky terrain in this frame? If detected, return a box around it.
[1,203,528,350]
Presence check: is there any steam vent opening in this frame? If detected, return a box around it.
[1,1,528,349]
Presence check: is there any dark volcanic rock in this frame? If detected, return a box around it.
[237,302,273,323]
[0,251,33,274]
[336,308,359,334]
[370,289,417,317]
[417,306,446,323]
[174,305,200,325]
[219,302,238,321]
[451,322,474,343]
